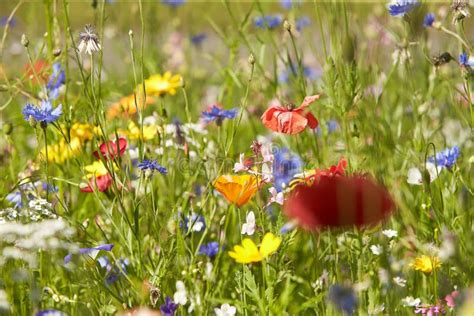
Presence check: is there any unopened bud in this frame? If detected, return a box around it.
[21,34,29,47]
[283,20,291,32]
[180,76,185,88]
[248,54,255,65]
[129,29,133,36]
[53,48,61,57]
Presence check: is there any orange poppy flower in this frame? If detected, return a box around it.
[107,94,155,119]
[261,95,320,134]
[214,174,259,207]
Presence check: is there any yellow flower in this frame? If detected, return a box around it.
[213,174,259,207]
[69,123,96,141]
[411,255,442,273]
[107,93,156,119]
[121,121,159,141]
[84,161,110,178]
[229,232,282,264]
[144,72,181,96]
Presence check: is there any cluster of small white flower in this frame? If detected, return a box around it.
[0,198,57,223]
[0,219,75,267]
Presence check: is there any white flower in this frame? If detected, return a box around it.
[78,24,101,55]
[268,187,284,205]
[393,276,407,287]
[370,245,383,255]
[261,143,274,163]
[241,211,256,236]
[407,163,442,185]
[382,229,398,238]
[205,262,213,280]
[214,303,236,316]
[233,153,247,173]
[401,296,421,307]
[173,281,187,305]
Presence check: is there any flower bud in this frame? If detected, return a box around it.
[21,34,29,47]
[53,48,61,57]
[283,20,291,32]
[179,76,185,88]
[128,29,133,36]
[248,54,255,65]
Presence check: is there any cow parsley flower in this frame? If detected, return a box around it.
[214,303,237,316]
[22,100,62,125]
[382,229,398,238]
[174,281,187,305]
[370,244,383,255]
[388,0,419,17]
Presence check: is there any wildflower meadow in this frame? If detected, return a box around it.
[0,0,474,315]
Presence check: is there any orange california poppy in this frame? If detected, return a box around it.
[261,95,320,134]
[107,94,156,119]
[214,174,259,207]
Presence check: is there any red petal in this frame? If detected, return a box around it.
[284,175,394,229]
[80,174,113,193]
[299,94,320,109]
[305,112,319,129]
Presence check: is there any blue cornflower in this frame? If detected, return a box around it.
[201,105,238,124]
[280,0,301,9]
[98,256,129,284]
[199,241,219,258]
[137,159,167,175]
[327,284,358,315]
[296,16,311,31]
[6,191,23,208]
[160,297,179,316]
[64,243,114,264]
[388,0,419,17]
[190,33,207,46]
[327,120,339,133]
[161,0,185,8]
[428,146,460,169]
[46,63,65,100]
[459,53,474,67]
[279,64,320,83]
[423,13,436,27]
[254,15,283,29]
[181,212,206,233]
[35,310,66,316]
[273,147,302,192]
[22,100,62,125]
[0,16,17,27]
[42,182,59,193]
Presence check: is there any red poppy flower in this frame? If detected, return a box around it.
[261,95,320,134]
[24,59,49,85]
[93,137,127,160]
[80,174,113,193]
[309,158,348,183]
[284,175,394,229]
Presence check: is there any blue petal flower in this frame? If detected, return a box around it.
[388,0,419,17]
[46,63,65,100]
[199,241,219,258]
[201,105,238,124]
[161,0,185,8]
[160,297,179,316]
[273,148,302,192]
[35,310,66,316]
[64,243,114,264]
[428,146,460,169]
[296,16,311,31]
[254,15,283,29]
[137,159,167,175]
[423,13,435,27]
[181,212,206,233]
[190,33,207,46]
[23,100,62,124]
[328,284,358,314]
